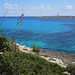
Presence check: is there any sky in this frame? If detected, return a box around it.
[0,0,75,16]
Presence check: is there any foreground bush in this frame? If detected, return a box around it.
[0,36,7,51]
[66,64,75,75]
[0,51,65,75]
[0,36,13,52]
[4,37,13,51]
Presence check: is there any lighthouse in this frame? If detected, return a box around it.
[57,13,59,16]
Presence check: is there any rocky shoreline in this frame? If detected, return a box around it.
[16,43,75,68]
[39,49,75,64]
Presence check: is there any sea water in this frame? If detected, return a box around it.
[0,17,75,53]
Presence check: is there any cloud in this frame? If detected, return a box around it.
[65,5,72,10]
[36,4,51,10]
[25,4,51,10]
[24,4,51,15]
[24,4,52,16]
[4,3,14,9]
[4,3,24,16]
[4,3,18,9]
[3,3,51,16]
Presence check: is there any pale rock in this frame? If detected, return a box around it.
[50,58,67,68]
[19,45,27,50]
[0,52,3,54]
[26,47,33,51]
[15,43,19,46]
[63,71,70,75]
[15,43,33,51]
[40,56,67,68]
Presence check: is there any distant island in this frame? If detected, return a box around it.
[38,16,75,18]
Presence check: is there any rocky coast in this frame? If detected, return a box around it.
[16,43,75,68]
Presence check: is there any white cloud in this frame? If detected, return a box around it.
[4,3,18,9]
[24,4,51,10]
[3,3,51,16]
[4,3,14,9]
[24,4,51,15]
[24,5,52,16]
[4,3,24,16]
[37,4,51,10]
[65,5,72,10]
[23,4,51,15]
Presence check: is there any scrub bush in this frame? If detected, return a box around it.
[0,36,7,51]
[0,51,65,75]
[0,36,13,52]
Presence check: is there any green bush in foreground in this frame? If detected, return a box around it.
[0,51,65,75]
[0,36,7,51]
[0,36,13,52]
[66,64,75,75]
[4,37,13,51]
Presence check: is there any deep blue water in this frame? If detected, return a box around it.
[0,17,75,53]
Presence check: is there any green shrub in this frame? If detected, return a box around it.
[4,37,13,51]
[32,44,40,53]
[0,36,7,51]
[0,36,13,52]
[0,51,65,75]
[66,64,75,75]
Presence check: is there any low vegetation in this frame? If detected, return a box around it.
[0,36,14,52]
[66,64,75,75]
[0,51,66,75]
[32,44,40,53]
[0,36,7,51]
[4,37,13,51]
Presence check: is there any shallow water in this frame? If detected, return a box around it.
[0,17,75,53]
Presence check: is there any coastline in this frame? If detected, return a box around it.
[38,16,75,18]
[39,49,75,64]
[17,43,75,67]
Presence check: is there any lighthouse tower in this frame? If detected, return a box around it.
[57,13,59,16]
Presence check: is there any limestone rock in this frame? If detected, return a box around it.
[40,56,67,68]
[63,71,70,75]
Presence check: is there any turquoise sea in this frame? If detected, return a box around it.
[0,17,75,53]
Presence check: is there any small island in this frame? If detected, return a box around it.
[38,16,75,18]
